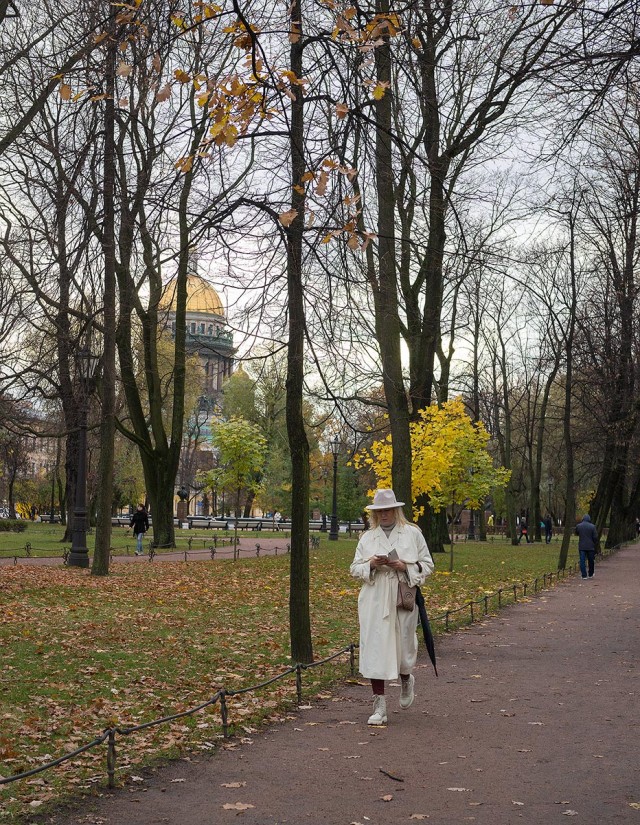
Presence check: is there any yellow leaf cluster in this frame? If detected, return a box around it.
[223,19,260,50]
[361,398,510,517]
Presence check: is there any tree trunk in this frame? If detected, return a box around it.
[558,214,577,570]
[372,0,412,509]
[92,23,117,576]
[418,500,448,554]
[143,457,177,551]
[286,0,312,664]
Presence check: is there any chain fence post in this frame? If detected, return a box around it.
[107,728,116,789]
[220,690,229,738]
[349,644,355,676]
[295,664,303,705]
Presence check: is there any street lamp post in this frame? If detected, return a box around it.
[329,436,339,541]
[68,348,99,568]
[320,468,327,531]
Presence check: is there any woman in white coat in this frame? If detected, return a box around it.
[350,489,434,725]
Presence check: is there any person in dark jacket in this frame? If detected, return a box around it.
[543,514,553,544]
[130,504,149,556]
[575,514,598,579]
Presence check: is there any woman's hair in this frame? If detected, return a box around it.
[369,507,408,529]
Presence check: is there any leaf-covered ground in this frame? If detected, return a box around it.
[0,538,578,820]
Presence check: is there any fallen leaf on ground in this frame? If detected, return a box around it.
[629,803,640,809]
[562,811,578,816]
[220,782,246,788]
[448,787,471,792]
[410,816,429,820]
[381,794,393,801]
[171,778,186,783]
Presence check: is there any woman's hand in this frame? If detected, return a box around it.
[387,558,407,572]
[370,554,389,569]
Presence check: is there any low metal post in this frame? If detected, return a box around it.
[296,664,303,705]
[220,691,229,738]
[349,644,356,676]
[513,584,517,602]
[470,601,474,623]
[498,589,502,608]
[107,729,116,789]
[484,595,489,615]
[445,611,450,631]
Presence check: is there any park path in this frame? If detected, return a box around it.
[39,544,640,825]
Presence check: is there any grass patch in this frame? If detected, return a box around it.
[0,536,579,820]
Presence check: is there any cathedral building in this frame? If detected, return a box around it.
[160,263,236,515]
[160,267,235,407]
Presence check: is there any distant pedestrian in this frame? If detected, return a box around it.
[517,520,530,544]
[575,514,599,579]
[350,489,434,726]
[544,514,553,544]
[130,504,149,556]
[635,517,640,537]
[273,511,282,531]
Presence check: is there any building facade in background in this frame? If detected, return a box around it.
[160,260,236,515]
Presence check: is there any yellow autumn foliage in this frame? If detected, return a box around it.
[360,398,510,517]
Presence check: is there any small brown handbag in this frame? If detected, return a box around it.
[396,575,417,611]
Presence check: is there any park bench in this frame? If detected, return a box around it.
[39,513,62,523]
[228,518,264,531]
[346,522,366,535]
[187,517,230,530]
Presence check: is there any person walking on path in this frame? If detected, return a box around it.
[543,513,553,544]
[575,513,599,578]
[130,504,149,556]
[350,489,434,726]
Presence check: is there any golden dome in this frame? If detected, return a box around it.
[160,274,224,316]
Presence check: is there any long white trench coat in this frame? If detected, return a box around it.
[350,522,434,680]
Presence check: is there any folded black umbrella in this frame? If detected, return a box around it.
[416,586,438,676]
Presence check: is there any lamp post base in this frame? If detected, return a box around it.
[329,516,339,541]
[67,550,90,568]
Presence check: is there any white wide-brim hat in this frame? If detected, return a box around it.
[365,489,405,510]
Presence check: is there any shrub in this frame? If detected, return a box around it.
[0,519,27,533]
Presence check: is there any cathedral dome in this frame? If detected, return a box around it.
[160,274,225,317]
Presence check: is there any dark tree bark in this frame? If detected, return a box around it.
[92,19,117,576]
[286,0,313,664]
